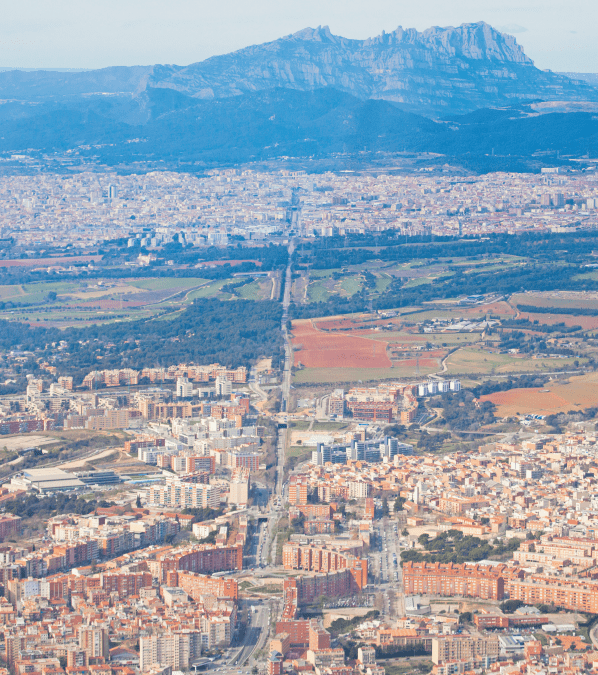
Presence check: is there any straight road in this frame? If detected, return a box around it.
[275,238,294,498]
[372,518,405,618]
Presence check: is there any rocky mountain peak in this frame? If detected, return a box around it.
[288,21,531,65]
[290,25,337,43]
[0,22,592,118]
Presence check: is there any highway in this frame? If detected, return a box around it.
[229,602,270,668]
[219,238,295,669]
[275,237,294,498]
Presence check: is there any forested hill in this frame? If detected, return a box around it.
[0,298,284,383]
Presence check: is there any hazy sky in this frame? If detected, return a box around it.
[2,0,596,72]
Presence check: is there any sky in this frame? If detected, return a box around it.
[1,0,596,73]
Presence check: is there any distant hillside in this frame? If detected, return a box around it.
[147,22,598,116]
[0,23,595,118]
[559,72,598,88]
[0,87,595,172]
[0,22,595,171]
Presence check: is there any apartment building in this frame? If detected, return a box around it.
[171,572,238,601]
[0,516,21,541]
[152,544,243,582]
[403,562,509,600]
[140,631,203,670]
[78,627,109,659]
[431,635,499,666]
[148,480,220,510]
[288,476,308,505]
[283,564,368,608]
[509,575,598,613]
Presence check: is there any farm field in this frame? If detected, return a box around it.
[292,320,392,369]
[480,372,598,416]
[290,298,526,381]
[290,284,598,385]
[0,274,270,328]
[293,365,438,384]
[517,312,598,330]
[511,291,598,310]
[291,317,445,382]
[0,255,102,268]
[445,347,585,375]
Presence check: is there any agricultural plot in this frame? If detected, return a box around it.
[445,347,584,375]
[481,372,598,416]
[291,316,447,383]
[293,366,432,384]
[511,291,598,310]
[0,275,253,328]
[127,278,210,291]
[292,320,392,369]
[517,312,598,330]
[307,279,333,303]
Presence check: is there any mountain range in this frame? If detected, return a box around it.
[0,22,596,171]
[1,22,596,117]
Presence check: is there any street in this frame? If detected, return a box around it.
[370,518,406,618]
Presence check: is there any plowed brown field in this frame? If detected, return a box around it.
[292,319,447,371]
[480,372,598,416]
[292,320,391,368]
[517,312,598,330]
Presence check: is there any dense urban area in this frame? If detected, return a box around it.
[0,156,598,675]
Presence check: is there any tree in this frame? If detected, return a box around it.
[401,528,408,537]
[381,498,389,517]
[500,599,524,614]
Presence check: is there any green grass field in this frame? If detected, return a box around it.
[445,347,585,375]
[374,275,392,293]
[338,275,363,296]
[293,363,437,384]
[127,278,209,291]
[287,445,312,459]
[312,422,349,431]
[574,271,598,282]
[511,292,598,310]
[0,284,23,300]
[310,269,336,278]
[307,280,333,303]
[185,279,231,300]
[237,279,272,301]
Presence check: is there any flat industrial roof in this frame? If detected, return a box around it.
[24,468,73,480]
[22,468,85,489]
[31,479,84,489]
